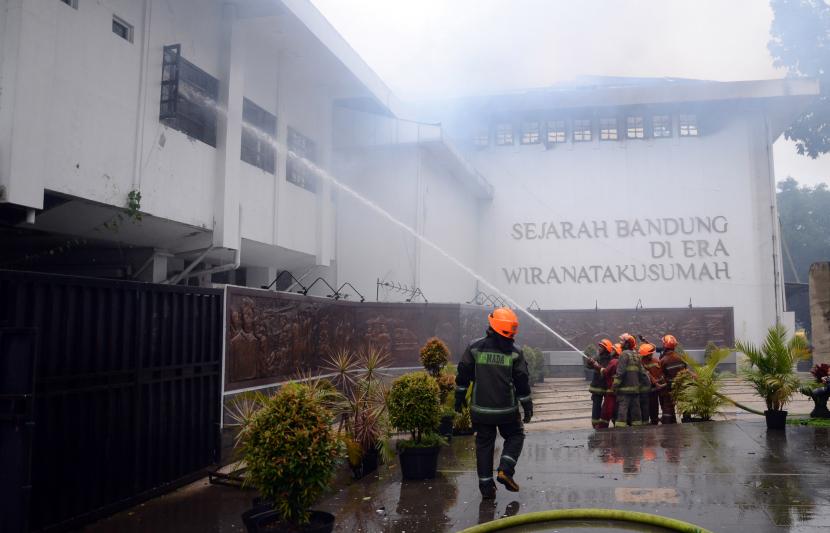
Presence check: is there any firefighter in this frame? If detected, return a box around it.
[585,339,615,429]
[612,333,643,427]
[640,343,668,424]
[658,334,685,424]
[600,343,622,427]
[455,307,533,499]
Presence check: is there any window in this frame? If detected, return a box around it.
[495,123,514,146]
[599,118,618,141]
[573,119,592,142]
[679,114,699,137]
[60,0,78,8]
[287,127,317,192]
[520,122,540,145]
[159,44,219,147]
[652,115,672,138]
[473,128,489,148]
[241,98,277,173]
[626,116,644,139]
[546,120,566,144]
[112,15,133,42]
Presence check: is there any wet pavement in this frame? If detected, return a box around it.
[84,421,830,533]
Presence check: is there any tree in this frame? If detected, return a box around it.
[768,0,830,157]
[777,177,830,282]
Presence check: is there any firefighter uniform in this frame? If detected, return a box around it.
[658,335,686,424]
[455,308,532,499]
[613,334,643,427]
[587,340,614,429]
[641,344,668,425]
[600,344,622,427]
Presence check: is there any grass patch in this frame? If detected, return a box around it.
[787,417,830,427]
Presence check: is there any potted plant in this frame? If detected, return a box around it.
[799,363,830,419]
[238,383,342,532]
[420,337,455,438]
[671,345,732,422]
[324,346,391,479]
[452,384,474,436]
[524,345,545,384]
[386,371,444,479]
[737,325,810,430]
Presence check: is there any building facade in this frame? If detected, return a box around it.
[0,1,819,346]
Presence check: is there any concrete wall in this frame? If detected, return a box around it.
[453,106,783,345]
[810,262,830,365]
[334,143,482,304]
[0,0,340,275]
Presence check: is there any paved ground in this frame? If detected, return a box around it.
[85,420,830,533]
[84,379,827,532]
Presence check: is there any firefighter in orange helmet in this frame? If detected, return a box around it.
[585,339,615,429]
[658,334,685,424]
[612,334,644,427]
[639,343,668,425]
[600,343,622,427]
[455,308,532,498]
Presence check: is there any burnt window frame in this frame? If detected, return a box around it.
[599,117,619,141]
[652,115,672,138]
[520,121,540,145]
[241,98,277,174]
[112,15,133,42]
[573,119,592,142]
[546,120,567,144]
[286,126,317,192]
[159,44,219,148]
[679,114,699,137]
[626,116,645,139]
[495,123,514,146]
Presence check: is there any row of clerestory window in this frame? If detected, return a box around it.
[476,114,698,147]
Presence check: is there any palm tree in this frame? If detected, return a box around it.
[672,345,733,421]
[736,325,810,412]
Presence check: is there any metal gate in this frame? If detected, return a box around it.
[0,270,223,532]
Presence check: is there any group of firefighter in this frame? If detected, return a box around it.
[585,332,689,428]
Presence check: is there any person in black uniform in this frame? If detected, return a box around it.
[455,307,533,499]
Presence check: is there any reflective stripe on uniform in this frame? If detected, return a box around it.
[471,404,519,414]
[518,394,532,402]
[501,455,516,464]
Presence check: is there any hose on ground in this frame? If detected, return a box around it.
[714,391,765,416]
[456,508,713,533]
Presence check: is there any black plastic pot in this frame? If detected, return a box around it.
[765,409,788,430]
[453,427,474,436]
[351,447,379,479]
[810,395,830,419]
[243,508,334,533]
[398,444,441,480]
[438,415,454,439]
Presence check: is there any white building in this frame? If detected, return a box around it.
[0,0,819,344]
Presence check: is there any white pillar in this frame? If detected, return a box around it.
[151,253,169,283]
[213,3,243,250]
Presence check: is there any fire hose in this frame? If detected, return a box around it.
[456,508,713,533]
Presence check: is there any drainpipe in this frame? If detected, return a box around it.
[131,0,152,191]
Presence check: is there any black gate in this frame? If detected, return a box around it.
[0,270,223,532]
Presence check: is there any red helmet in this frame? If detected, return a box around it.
[488,307,519,339]
[598,339,614,354]
[619,333,637,351]
[662,334,678,351]
[639,343,656,357]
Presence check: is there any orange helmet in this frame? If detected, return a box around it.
[619,333,637,351]
[639,343,656,357]
[613,343,622,356]
[598,338,614,354]
[662,334,678,350]
[488,307,519,339]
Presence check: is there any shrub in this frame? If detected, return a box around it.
[387,371,441,445]
[811,363,830,382]
[524,345,545,383]
[435,372,456,405]
[737,325,810,412]
[240,383,342,525]
[671,346,732,421]
[420,337,451,377]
